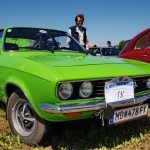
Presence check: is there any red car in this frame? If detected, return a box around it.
[118,28,150,63]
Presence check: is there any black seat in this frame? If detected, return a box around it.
[4,43,19,51]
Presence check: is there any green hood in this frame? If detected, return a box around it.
[26,52,146,67]
[26,52,150,80]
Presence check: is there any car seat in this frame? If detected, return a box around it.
[4,43,19,51]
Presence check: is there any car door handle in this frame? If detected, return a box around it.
[141,54,148,57]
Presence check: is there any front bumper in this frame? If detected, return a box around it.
[38,95,150,114]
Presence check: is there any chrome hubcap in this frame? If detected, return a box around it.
[12,99,35,136]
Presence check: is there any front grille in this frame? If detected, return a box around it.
[58,76,149,100]
[94,76,149,98]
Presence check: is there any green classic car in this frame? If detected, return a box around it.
[0,27,150,145]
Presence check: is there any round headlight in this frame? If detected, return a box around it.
[147,78,150,89]
[58,83,73,100]
[79,81,93,98]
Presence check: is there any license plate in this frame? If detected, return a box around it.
[109,104,148,125]
[105,77,134,103]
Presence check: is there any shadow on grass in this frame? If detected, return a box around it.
[0,101,6,111]
[50,116,150,150]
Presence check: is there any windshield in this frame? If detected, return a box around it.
[4,27,87,53]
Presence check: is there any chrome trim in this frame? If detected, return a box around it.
[109,95,150,108]
[38,102,106,114]
[38,94,150,114]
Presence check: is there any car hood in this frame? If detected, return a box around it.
[26,53,145,67]
[25,53,150,80]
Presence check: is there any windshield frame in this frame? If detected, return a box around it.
[3,27,88,54]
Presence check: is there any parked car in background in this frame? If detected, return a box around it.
[118,28,150,63]
[89,47,120,56]
[1,27,150,145]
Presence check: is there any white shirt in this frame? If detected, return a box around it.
[68,26,88,49]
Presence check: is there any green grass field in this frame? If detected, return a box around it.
[1,104,150,150]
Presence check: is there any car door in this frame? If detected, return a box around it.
[119,29,150,63]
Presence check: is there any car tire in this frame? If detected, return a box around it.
[7,91,51,146]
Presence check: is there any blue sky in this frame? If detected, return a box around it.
[1,0,150,46]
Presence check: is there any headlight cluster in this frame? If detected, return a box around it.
[57,81,93,100]
[79,82,93,98]
[58,83,73,100]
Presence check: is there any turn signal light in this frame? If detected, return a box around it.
[64,112,81,118]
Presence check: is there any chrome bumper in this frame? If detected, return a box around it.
[38,95,150,114]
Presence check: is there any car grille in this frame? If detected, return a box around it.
[94,76,149,98]
[58,76,150,100]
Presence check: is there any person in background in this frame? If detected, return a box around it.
[93,44,97,47]
[107,41,112,47]
[68,14,88,49]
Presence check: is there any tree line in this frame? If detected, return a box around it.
[115,40,130,50]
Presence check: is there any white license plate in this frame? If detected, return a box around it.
[109,104,148,125]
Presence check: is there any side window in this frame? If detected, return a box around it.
[147,32,150,48]
[148,38,150,48]
[134,33,148,49]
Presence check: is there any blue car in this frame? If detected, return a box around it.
[89,47,121,56]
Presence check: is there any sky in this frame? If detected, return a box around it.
[1,0,150,46]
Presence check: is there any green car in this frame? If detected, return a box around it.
[0,27,150,145]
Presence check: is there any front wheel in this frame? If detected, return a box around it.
[7,91,52,146]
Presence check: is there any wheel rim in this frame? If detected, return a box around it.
[12,99,36,136]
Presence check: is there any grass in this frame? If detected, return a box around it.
[1,103,150,150]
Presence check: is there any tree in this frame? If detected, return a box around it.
[118,40,130,50]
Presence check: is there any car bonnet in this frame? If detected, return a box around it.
[26,53,147,67]
[26,53,150,79]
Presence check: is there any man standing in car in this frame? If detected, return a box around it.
[68,14,88,49]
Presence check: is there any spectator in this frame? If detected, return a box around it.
[107,41,112,47]
[68,14,88,49]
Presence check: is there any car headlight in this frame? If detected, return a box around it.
[146,78,150,89]
[58,83,73,100]
[79,81,93,98]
